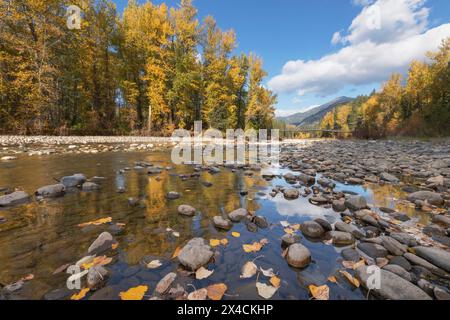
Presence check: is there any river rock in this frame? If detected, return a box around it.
[213,216,233,230]
[253,216,268,228]
[286,243,311,268]
[314,218,332,231]
[380,236,407,256]
[35,184,65,198]
[332,199,346,212]
[300,221,325,238]
[178,238,213,271]
[228,208,248,222]
[155,272,177,294]
[380,172,399,183]
[60,174,86,188]
[88,232,115,255]
[87,265,109,290]
[413,246,450,273]
[403,252,446,276]
[82,182,100,191]
[432,215,450,228]
[356,266,431,300]
[407,191,444,206]
[283,188,300,200]
[389,256,412,271]
[281,234,300,246]
[357,242,388,258]
[434,287,450,300]
[177,205,196,216]
[0,191,30,207]
[166,191,180,200]
[341,248,361,262]
[383,264,412,282]
[326,231,355,245]
[390,232,417,247]
[345,195,367,211]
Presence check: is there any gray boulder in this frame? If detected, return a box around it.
[178,238,213,271]
[383,264,412,282]
[356,266,431,300]
[357,242,388,258]
[345,195,367,210]
[380,236,407,256]
[283,188,300,200]
[380,172,399,183]
[213,216,233,230]
[0,191,30,207]
[87,265,109,290]
[326,231,355,245]
[413,246,450,273]
[286,243,311,268]
[407,191,444,206]
[82,182,100,191]
[178,205,196,216]
[300,221,325,238]
[228,208,248,222]
[61,174,86,188]
[88,232,115,255]
[36,184,65,198]
[166,191,180,200]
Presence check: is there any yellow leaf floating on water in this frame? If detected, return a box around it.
[339,270,360,288]
[78,217,112,228]
[308,285,329,300]
[270,276,281,288]
[242,238,269,253]
[220,238,228,246]
[195,267,214,280]
[284,228,294,235]
[256,282,278,299]
[210,239,221,247]
[171,246,181,259]
[119,285,148,300]
[231,232,240,238]
[327,276,337,283]
[111,243,119,250]
[206,283,227,300]
[82,256,112,270]
[71,288,90,300]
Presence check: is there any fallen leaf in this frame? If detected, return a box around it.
[210,239,221,247]
[231,232,240,238]
[21,274,34,281]
[260,267,275,277]
[308,284,329,300]
[147,260,163,269]
[260,238,269,245]
[196,267,214,280]
[270,276,281,288]
[206,283,227,300]
[327,276,337,283]
[240,261,257,279]
[71,288,90,300]
[242,239,268,253]
[82,256,112,269]
[339,270,360,288]
[256,282,277,299]
[284,228,294,235]
[280,221,290,227]
[342,259,365,270]
[291,224,301,230]
[119,285,148,300]
[78,217,112,228]
[220,238,228,246]
[111,243,119,250]
[188,288,208,300]
[171,246,181,259]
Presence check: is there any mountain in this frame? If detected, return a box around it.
[277,96,353,126]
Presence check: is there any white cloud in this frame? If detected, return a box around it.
[268,0,450,97]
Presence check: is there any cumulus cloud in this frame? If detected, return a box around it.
[268,0,450,97]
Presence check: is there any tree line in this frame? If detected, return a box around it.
[0,0,276,135]
[318,39,450,138]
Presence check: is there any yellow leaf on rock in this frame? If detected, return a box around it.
[206,283,227,300]
[119,285,148,300]
[231,232,240,238]
[270,276,281,288]
[284,228,294,235]
[327,276,337,283]
[111,243,118,250]
[71,288,90,300]
[210,239,221,247]
[78,217,112,227]
[309,285,329,300]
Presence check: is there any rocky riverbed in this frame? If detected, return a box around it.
[0,138,449,300]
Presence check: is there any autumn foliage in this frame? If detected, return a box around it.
[0,0,276,135]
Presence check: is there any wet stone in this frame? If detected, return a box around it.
[286,243,311,268]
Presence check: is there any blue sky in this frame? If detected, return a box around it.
[113,0,450,116]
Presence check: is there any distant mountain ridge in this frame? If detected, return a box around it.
[277,96,353,126]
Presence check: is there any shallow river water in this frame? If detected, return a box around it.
[0,149,430,300]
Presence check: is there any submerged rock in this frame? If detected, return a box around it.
[166,191,180,200]
[81,182,100,191]
[60,174,86,188]
[178,238,213,271]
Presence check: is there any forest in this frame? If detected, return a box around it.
[0,0,276,135]
[318,39,450,139]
